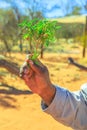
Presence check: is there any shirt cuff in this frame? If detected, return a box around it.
[41,85,67,118]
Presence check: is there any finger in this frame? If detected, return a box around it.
[22,68,33,79]
[26,58,45,67]
[23,74,30,82]
[23,74,28,81]
[23,75,31,87]
[28,60,46,74]
[27,69,33,78]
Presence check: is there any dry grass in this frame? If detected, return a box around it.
[52,15,86,23]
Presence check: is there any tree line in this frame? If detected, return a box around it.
[0,5,86,58]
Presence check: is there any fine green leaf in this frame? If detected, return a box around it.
[19,18,61,60]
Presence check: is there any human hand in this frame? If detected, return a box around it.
[20,59,56,106]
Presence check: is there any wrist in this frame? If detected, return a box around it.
[39,84,56,106]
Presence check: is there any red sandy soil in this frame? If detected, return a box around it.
[0,53,87,130]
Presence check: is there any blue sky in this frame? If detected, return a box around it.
[0,1,10,8]
[0,0,87,18]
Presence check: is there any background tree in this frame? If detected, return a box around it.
[65,4,86,57]
[0,9,18,56]
[83,1,87,57]
[0,0,44,55]
[68,1,87,57]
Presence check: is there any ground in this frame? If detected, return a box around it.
[0,51,87,130]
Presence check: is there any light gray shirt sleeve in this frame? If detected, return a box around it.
[41,83,87,130]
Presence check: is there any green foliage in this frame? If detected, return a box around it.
[71,6,81,15]
[19,18,61,60]
[0,9,19,53]
[67,6,81,16]
[55,22,84,40]
[0,6,85,57]
[79,34,87,47]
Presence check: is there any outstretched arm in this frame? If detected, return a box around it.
[22,60,87,130]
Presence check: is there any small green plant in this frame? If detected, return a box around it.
[19,18,61,60]
[19,19,61,77]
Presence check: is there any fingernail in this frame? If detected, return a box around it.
[29,60,34,65]
[24,68,28,73]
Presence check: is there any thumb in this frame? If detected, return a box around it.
[28,60,45,74]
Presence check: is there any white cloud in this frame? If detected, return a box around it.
[41,0,61,9]
[0,1,10,8]
[45,8,65,18]
[0,0,87,18]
